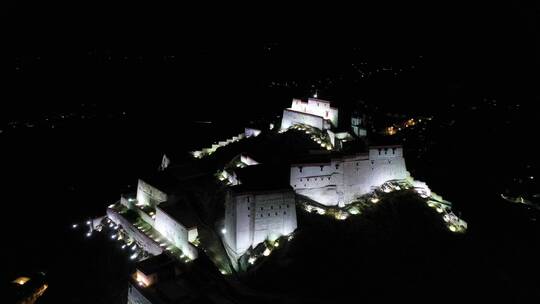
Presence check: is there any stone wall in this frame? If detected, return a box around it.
[281,109,325,130]
[224,189,297,258]
[136,179,168,208]
[290,146,410,206]
[106,208,163,256]
[154,207,198,260]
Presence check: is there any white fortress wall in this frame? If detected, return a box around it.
[290,161,344,206]
[224,189,297,257]
[136,179,168,208]
[252,191,297,246]
[306,98,338,127]
[281,109,324,130]
[224,192,252,255]
[106,208,164,256]
[244,127,261,138]
[290,146,410,206]
[281,98,339,131]
[240,154,259,166]
[154,207,198,259]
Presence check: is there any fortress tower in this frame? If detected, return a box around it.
[290,146,410,206]
[280,98,339,131]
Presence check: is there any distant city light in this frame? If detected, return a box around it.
[72,224,78,228]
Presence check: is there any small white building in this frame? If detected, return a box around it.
[290,145,410,206]
[223,186,297,260]
[280,98,339,131]
[120,176,199,260]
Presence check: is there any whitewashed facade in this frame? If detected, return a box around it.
[290,146,410,206]
[223,188,297,258]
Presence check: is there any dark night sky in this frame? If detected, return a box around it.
[10,2,537,120]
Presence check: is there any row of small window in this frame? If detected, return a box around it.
[299,164,340,172]
[378,148,397,155]
[253,211,287,218]
[298,160,394,175]
[299,177,331,182]
[248,205,290,211]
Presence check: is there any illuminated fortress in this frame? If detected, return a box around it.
[81,96,466,304]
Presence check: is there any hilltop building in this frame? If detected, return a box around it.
[280,98,339,131]
[290,145,410,207]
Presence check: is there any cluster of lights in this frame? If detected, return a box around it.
[286,124,334,151]
[244,234,294,269]
[384,117,428,136]
[381,179,466,233]
[191,133,246,159]
[425,199,467,233]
